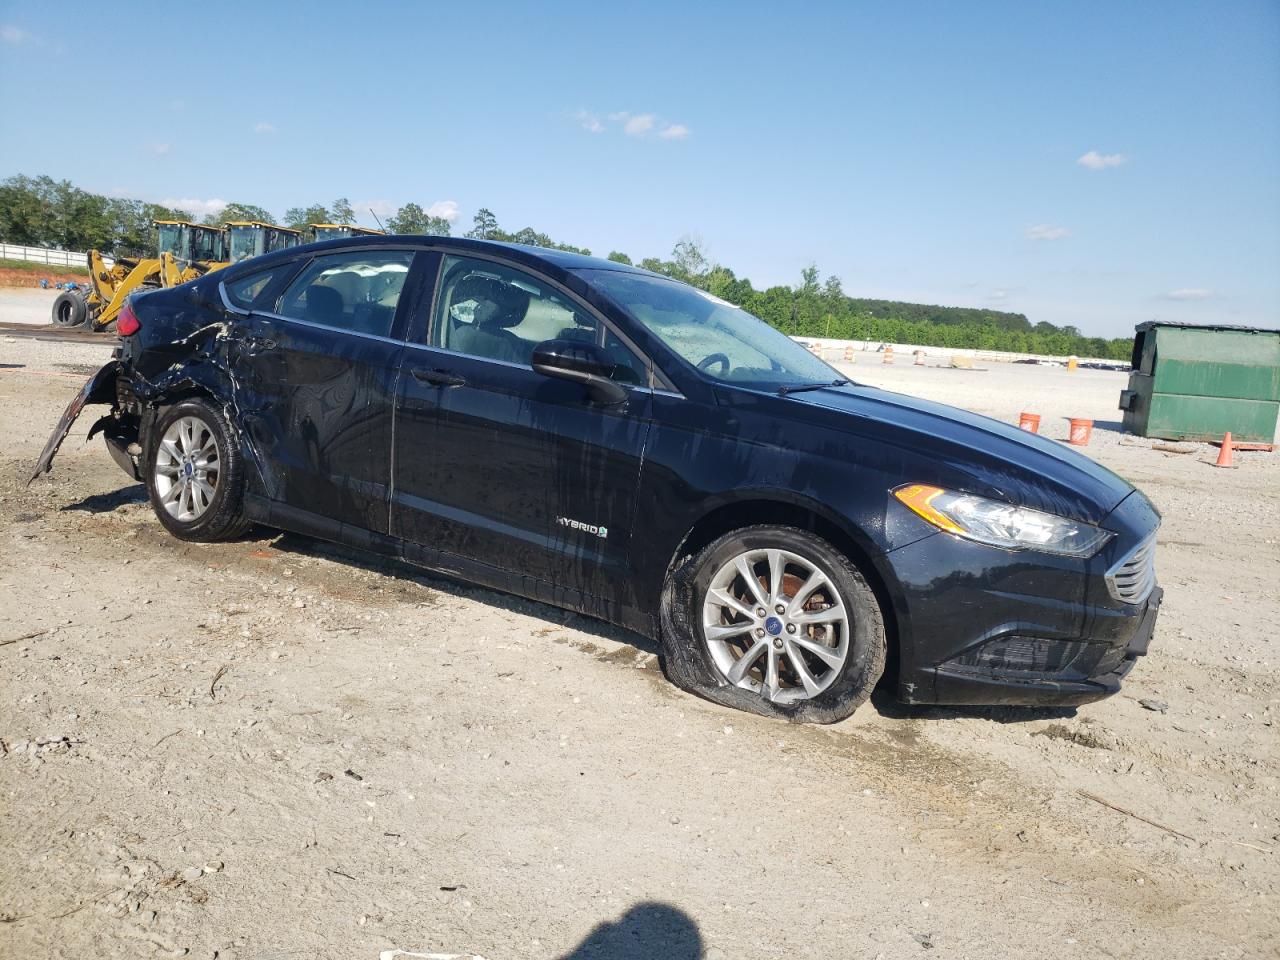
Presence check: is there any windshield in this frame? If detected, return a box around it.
[228,226,261,262]
[580,270,841,390]
[156,223,184,258]
[313,226,350,240]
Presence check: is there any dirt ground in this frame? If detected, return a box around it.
[1,332,1277,960]
[0,267,87,289]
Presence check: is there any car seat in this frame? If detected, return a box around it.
[306,285,344,325]
[450,274,531,364]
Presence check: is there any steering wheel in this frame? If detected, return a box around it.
[697,352,731,375]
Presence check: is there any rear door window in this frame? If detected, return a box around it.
[274,250,415,338]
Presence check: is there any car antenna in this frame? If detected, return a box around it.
[369,207,386,232]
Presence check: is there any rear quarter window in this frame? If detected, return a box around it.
[224,265,294,310]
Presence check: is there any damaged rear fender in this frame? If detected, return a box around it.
[131,366,262,496]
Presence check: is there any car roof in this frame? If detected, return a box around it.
[291,233,653,273]
[216,234,665,289]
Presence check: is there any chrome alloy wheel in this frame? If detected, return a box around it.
[154,415,220,523]
[701,548,850,703]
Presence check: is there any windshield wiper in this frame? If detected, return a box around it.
[777,379,849,396]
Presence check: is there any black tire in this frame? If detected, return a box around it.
[660,524,886,724]
[145,398,251,542]
[51,291,87,328]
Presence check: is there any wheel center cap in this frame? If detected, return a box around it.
[764,616,783,636]
[183,462,194,478]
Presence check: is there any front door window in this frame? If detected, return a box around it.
[431,255,645,384]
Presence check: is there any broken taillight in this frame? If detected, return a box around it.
[116,301,140,337]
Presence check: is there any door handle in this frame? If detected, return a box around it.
[411,367,466,387]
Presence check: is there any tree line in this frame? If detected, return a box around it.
[0,173,1131,360]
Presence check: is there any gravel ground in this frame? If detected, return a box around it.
[1,332,1277,959]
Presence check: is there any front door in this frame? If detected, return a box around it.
[229,247,421,532]
[392,254,653,605]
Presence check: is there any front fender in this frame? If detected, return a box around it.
[27,360,120,484]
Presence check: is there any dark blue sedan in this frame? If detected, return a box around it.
[32,237,1161,722]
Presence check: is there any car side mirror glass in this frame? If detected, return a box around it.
[531,339,628,404]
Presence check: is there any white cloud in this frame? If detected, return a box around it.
[623,113,656,137]
[1025,224,1070,241]
[160,197,228,216]
[989,289,1009,300]
[253,121,277,134]
[1,25,30,43]
[149,142,172,156]
[426,200,460,222]
[1077,150,1127,170]
[575,109,603,133]
[1165,287,1213,300]
[587,110,689,140]
[358,200,396,218]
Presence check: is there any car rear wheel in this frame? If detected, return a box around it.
[146,399,250,542]
[661,524,886,723]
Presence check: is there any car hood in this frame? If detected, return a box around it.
[768,384,1135,525]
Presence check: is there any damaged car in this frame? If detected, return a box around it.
[31,236,1162,722]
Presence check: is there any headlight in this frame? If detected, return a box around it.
[894,483,1113,557]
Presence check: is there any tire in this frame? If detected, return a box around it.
[660,524,886,724]
[51,292,87,328]
[145,398,251,542]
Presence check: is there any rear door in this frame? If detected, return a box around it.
[391,253,654,604]
[225,247,426,533]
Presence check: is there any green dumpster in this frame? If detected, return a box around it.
[1119,322,1280,445]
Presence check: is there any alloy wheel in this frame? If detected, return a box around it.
[154,415,220,523]
[701,548,850,703]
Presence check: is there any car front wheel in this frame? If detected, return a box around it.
[661,524,886,723]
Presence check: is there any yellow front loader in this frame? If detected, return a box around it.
[308,223,385,241]
[52,221,228,331]
[51,221,299,332]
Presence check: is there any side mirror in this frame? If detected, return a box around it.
[531,339,628,405]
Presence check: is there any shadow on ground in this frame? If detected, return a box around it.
[870,687,1077,723]
[267,529,663,658]
[59,483,147,513]
[556,903,702,960]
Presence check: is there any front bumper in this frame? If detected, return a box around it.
[889,490,1162,707]
[925,586,1161,705]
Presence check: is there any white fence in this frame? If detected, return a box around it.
[0,242,111,269]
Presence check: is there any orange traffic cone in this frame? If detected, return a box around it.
[1214,432,1235,468]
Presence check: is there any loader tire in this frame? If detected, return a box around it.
[52,292,87,328]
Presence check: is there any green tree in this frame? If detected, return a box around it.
[467,207,499,239]
[283,204,331,230]
[671,237,709,284]
[387,202,451,235]
[331,197,356,224]
[0,174,47,245]
[205,202,275,227]
[607,251,633,265]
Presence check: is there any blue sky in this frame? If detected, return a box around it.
[1,0,1277,337]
